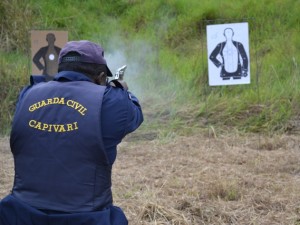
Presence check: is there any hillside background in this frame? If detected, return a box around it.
[1,1,300,224]
[0,0,300,136]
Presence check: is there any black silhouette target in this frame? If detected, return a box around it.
[207,22,250,86]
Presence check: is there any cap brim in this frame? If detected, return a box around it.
[106,66,113,77]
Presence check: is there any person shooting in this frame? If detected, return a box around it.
[0,40,144,225]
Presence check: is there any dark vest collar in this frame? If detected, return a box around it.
[53,71,93,82]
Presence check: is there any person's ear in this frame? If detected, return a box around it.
[95,72,107,85]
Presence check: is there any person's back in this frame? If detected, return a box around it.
[0,40,143,225]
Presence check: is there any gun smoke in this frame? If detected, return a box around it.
[105,37,179,102]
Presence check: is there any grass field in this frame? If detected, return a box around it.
[2,114,300,224]
[1,0,300,134]
[1,1,300,224]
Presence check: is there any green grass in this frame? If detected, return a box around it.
[0,0,299,135]
[0,52,29,134]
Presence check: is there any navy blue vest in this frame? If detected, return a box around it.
[10,80,112,212]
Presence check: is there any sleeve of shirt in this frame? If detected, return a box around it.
[101,86,143,163]
[125,91,143,134]
[102,86,143,138]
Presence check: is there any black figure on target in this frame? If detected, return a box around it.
[32,33,61,81]
[209,28,248,80]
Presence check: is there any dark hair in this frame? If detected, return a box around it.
[58,52,107,78]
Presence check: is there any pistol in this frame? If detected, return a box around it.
[114,65,127,81]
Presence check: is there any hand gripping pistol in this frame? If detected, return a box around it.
[114,65,127,81]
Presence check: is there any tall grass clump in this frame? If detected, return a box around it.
[0,0,35,134]
[0,54,29,134]
[0,0,34,52]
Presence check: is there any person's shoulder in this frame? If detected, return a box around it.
[38,46,48,51]
[104,86,130,101]
[104,85,123,94]
[55,46,62,51]
[233,40,243,45]
[30,75,46,85]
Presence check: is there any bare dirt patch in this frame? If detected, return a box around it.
[1,133,300,224]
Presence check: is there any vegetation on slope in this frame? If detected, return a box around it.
[0,0,299,135]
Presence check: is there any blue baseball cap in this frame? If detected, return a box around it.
[58,40,113,77]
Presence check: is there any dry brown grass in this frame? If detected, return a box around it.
[113,132,300,224]
[1,133,300,224]
[0,137,13,198]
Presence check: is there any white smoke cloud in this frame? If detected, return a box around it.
[105,37,158,98]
